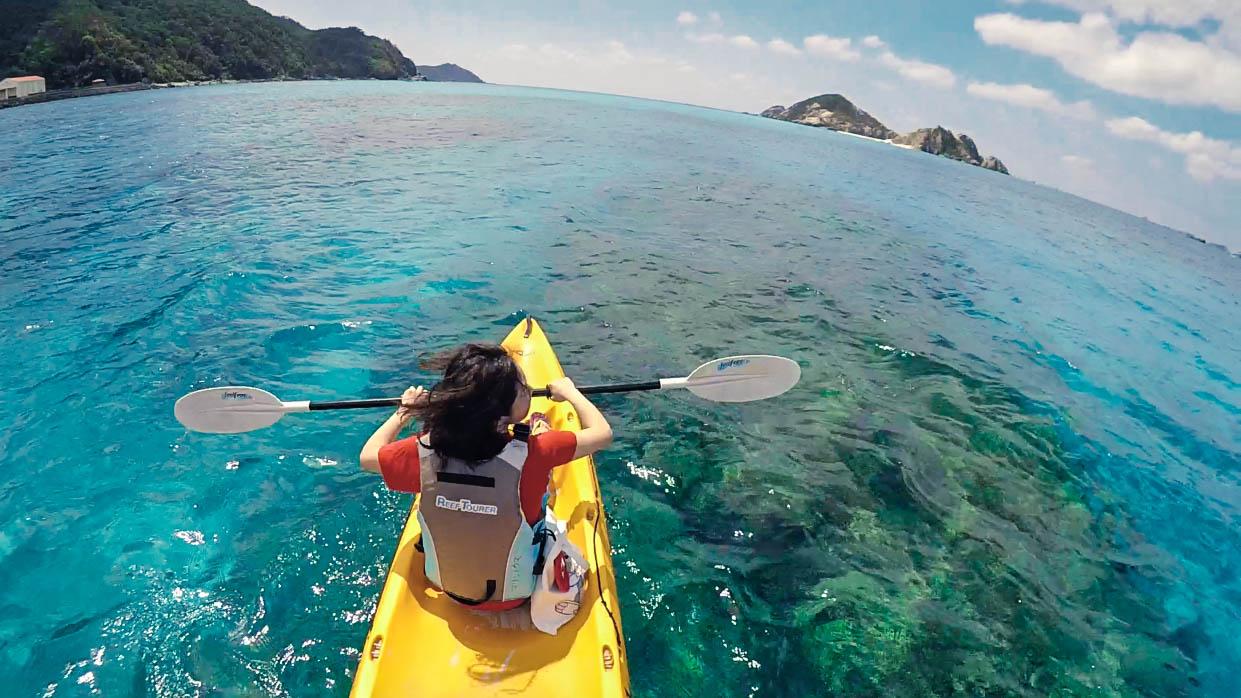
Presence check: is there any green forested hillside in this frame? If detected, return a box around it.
[0,0,417,88]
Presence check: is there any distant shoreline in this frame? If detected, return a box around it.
[0,82,163,109]
[0,76,426,111]
[830,128,917,151]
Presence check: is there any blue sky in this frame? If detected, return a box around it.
[253,0,1240,250]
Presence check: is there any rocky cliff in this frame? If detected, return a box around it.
[761,94,897,140]
[980,155,1009,175]
[762,93,1010,174]
[893,126,1008,174]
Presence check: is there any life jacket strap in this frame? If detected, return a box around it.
[445,579,497,606]
[435,471,496,487]
[532,526,556,574]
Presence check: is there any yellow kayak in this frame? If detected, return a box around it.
[350,317,630,697]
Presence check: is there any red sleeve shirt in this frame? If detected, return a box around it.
[377,431,578,525]
[377,437,424,493]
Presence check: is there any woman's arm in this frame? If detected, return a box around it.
[548,378,613,460]
[359,386,424,473]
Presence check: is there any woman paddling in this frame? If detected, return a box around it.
[359,343,613,611]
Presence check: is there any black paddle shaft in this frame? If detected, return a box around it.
[531,380,662,398]
[307,380,664,410]
[309,398,403,410]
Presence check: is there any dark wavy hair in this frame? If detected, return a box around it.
[410,343,524,464]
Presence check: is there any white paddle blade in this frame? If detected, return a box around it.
[174,386,287,433]
[684,355,801,403]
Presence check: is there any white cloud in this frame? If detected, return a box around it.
[1105,116,1241,181]
[767,38,802,56]
[803,34,860,61]
[686,31,725,45]
[501,39,664,72]
[708,11,722,24]
[878,50,957,88]
[1061,154,1094,167]
[1011,0,1240,33]
[966,81,1096,119]
[729,35,760,50]
[861,35,886,49]
[975,12,1241,112]
[604,39,635,64]
[536,42,579,63]
[685,32,759,50]
[676,11,698,26]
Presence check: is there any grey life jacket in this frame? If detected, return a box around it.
[416,436,542,605]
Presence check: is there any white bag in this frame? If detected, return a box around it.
[529,510,588,635]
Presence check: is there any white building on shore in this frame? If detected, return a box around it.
[0,76,47,100]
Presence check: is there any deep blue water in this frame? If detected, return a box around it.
[1,82,1238,697]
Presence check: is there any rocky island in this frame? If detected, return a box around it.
[418,63,484,83]
[762,93,1009,174]
[761,94,896,140]
[894,126,1009,174]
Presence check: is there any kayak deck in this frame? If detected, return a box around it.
[350,317,629,697]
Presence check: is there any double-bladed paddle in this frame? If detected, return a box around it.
[174,355,800,434]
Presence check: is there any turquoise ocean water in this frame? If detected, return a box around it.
[1,82,1238,697]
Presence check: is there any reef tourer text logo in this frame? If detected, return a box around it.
[716,358,751,372]
[221,391,252,401]
[435,495,499,516]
